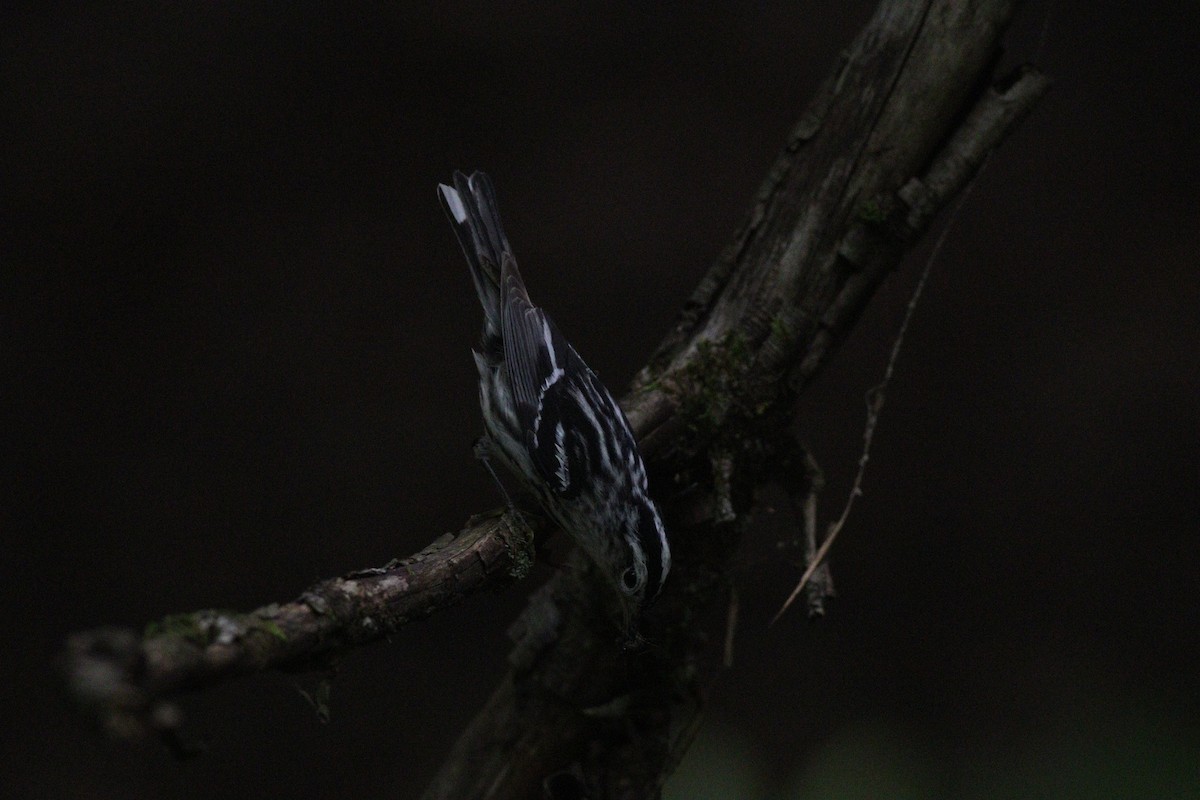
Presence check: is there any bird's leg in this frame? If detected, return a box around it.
[473,435,516,511]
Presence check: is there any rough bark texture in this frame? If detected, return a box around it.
[60,1,1048,796]
[63,511,539,746]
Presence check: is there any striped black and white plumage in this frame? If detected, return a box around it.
[437,171,670,612]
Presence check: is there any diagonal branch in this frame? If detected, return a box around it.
[60,0,1049,795]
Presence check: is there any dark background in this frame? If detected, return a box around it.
[6,2,1197,798]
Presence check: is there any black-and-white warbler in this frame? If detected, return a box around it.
[437,171,670,613]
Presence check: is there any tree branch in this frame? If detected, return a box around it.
[60,0,1049,795]
[63,511,538,745]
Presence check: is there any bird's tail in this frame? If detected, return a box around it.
[437,171,512,334]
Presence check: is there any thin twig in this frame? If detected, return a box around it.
[722,584,739,668]
[801,463,834,615]
[771,157,991,626]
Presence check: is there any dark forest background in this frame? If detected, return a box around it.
[5,2,1197,797]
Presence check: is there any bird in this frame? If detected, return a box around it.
[437,171,670,620]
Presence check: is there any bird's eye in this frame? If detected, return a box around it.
[621,567,640,593]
